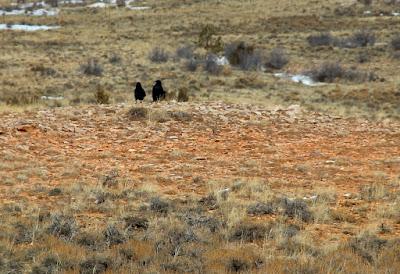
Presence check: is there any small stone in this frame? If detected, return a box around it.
[194,157,207,160]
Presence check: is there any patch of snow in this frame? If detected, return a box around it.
[19,1,48,9]
[0,24,60,31]
[215,56,229,66]
[60,0,85,4]
[274,72,324,87]
[127,6,150,10]
[41,96,64,100]
[88,2,110,7]
[0,8,59,16]
[0,9,26,16]
[31,8,59,16]
[303,195,318,201]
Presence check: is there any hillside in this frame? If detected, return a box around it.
[0,102,399,273]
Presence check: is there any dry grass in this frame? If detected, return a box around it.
[1,0,400,272]
[0,0,399,118]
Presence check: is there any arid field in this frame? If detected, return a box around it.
[1,0,400,273]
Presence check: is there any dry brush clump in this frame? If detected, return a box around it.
[265,47,289,70]
[308,30,376,48]
[308,62,377,83]
[80,58,103,76]
[1,185,400,273]
[224,41,263,71]
[149,47,170,63]
[203,53,223,75]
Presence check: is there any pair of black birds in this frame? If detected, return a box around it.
[134,80,165,102]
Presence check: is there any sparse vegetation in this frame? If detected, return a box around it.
[265,48,289,70]
[184,58,200,72]
[177,87,189,102]
[95,85,110,104]
[224,41,263,70]
[308,62,377,83]
[1,0,400,272]
[149,47,169,63]
[307,33,334,47]
[197,24,224,53]
[203,53,223,75]
[81,58,103,76]
[128,106,148,120]
[176,45,195,60]
[391,35,400,50]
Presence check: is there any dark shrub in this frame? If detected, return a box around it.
[161,259,200,273]
[231,223,269,242]
[203,54,223,75]
[391,35,400,50]
[247,202,275,216]
[109,53,121,64]
[79,257,110,274]
[225,41,253,66]
[155,227,199,257]
[239,50,263,70]
[95,86,109,104]
[282,224,301,238]
[75,232,99,249]
[167,228,198,247]
[349,233,387,263]
[119,247,135,261]
[227,258,250,273]
[103,225,125,246]
[81,58,103,76]
[3,90,40,105]
[47,214,78,241]
[307,33,334,47]
[224,41,263,70]
[197,24,224,53]
[309,62,344,82]
[309,62,377,83]
[198,194,218,210]
[265,48,289,70]
[31,65,57,77]
[101,169,118,187]
[177,87,189,102]
[116,0,125,7]
[337,30,376,48]
[124,216,149,231]
[94,192,106,205]
[128,106,148,120]
[281,198,313,222]
[182,212,222,232]
[14,223,33,244]
[350,29,376,47]
[184,58,200,72]
[149,47,169,63]
[48,188,62,196]
[150,197,169,214]
[32,256,59,274]
[358,0,372,6]
[46,0,58,7]
[357,51,370,63]
[176,45,194,60]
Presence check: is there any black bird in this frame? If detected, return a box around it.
[152,80,166,102]
[134,82,146,102]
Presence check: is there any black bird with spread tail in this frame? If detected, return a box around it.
[152,80,166,102]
